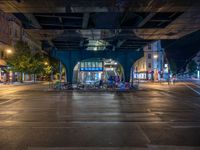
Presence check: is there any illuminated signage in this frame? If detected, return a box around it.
[80,61,103,71]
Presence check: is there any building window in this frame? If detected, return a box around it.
[15,29,18,37]
[148,54,151,59]
[148,63,151,68]
[148,45,151,50]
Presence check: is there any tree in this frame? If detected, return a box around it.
[188,60,197,76]
[28,52,45,82]
[7,41,60,83]
[29,54,59,82]
[169,59,177,75]
[48,57,60,80]
[7,41,31,82]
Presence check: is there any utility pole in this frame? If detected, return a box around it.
[59,61,62,89]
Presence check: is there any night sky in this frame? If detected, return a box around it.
[161,30,200,71]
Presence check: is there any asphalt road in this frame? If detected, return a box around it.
[0,82,200,150]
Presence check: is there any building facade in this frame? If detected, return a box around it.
[22,30,41,52]
[0,11,41,83]
[133,40,166,81]
[0,12,16,82]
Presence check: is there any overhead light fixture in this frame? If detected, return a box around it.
[93,47,97,51]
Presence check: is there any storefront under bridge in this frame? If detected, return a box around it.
[51,49,143,83]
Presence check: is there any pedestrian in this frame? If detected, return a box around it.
[167,77,170,85]
[99,79,103,88]
[172,75,176,85]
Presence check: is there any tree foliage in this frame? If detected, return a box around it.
[29,53,44,74]
[7,41,31,73]
[188,60,197,75]
[7,41,55,82]
[169,59,177,74]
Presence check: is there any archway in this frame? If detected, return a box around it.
[50,48,144,83]
[73,58,124,84]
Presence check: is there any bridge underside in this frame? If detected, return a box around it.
[1,0,199,50]
[1,0,200,81]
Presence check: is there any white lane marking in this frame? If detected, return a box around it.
[184,83,200,96]
[192,83,200,88]
[148,145,200,150]
[136,125,151,143]
[171,126,200,128]
[0,99,14,105]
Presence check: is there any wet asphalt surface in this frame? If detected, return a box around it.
[0,82,200,150]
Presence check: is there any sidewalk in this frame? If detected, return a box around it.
[0,81,46,86]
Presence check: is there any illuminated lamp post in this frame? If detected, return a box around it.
[6,49,12,55]
[5,49,13,83]
[153,54,158,81]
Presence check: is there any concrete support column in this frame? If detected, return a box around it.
[59,61,62,82]
[64,60,76,84]
[118,54,133,83]
[123,65,131,82]
[66,68,73,83]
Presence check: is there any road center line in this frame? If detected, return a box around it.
[184,83,200,96]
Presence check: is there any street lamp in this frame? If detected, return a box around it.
[4,49,13,83]
[153,54,159,81]
[44,62,48,65]
[153,54,158,59]
[6,49,12,54]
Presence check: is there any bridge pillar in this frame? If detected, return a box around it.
[119,61,133,82]
[64,58,76,83]
[117,52,135,83]
[66,67,74,83]
[123,66,131,82]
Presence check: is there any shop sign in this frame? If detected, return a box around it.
[80,61,103,71]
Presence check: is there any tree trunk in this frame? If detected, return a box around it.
[33,73,36,83]
[20,72,23,83]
